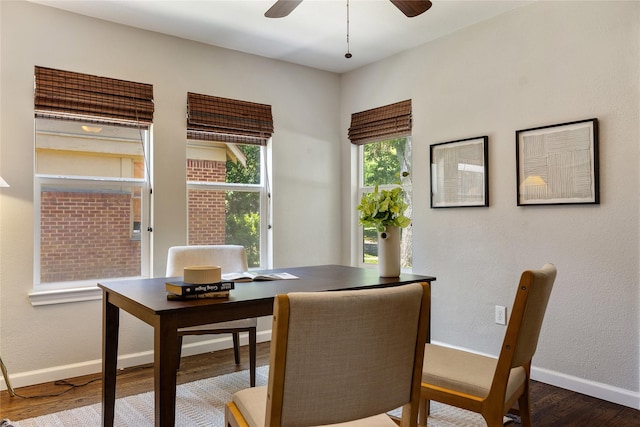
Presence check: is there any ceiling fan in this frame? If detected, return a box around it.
[265,0,433,19]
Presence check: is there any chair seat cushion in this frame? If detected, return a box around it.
[179,318,256,333]
[232,386,266,427]
[422,344,526,402]
[232,386,399,427]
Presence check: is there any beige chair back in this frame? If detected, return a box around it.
[496,264,557,384]
[166,245,248,277]
[266,282,430,426]
[509,263,557,367]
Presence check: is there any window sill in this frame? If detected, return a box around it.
[28,286,103,306]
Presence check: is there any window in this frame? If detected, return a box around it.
[349,100,413,270]
[35,119,151,288]
[186,93,273,268]
[358,138,412,268]
[186,140,268,268]
[33,67,153,292]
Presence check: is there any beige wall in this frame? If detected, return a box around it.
[341,0,639,408]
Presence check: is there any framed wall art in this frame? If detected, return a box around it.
[430,136,489,208]
[516,118,599,206]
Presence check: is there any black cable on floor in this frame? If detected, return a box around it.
[5,376,101,399]
[2,355,107,399]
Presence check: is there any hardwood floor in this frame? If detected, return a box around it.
[1,342,639,426]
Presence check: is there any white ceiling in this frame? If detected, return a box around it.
[29,0,532,74]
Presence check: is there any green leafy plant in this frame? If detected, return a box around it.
[357,185,411,232]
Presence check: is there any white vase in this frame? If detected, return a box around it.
[378,226,400,277]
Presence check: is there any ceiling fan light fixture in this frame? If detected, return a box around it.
[264,0,433,59]
[345,0,352,59]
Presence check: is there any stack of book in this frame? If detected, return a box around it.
[166,265,234,300]
[165,280,235,300]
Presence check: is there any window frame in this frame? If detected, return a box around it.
[31,119,152,302]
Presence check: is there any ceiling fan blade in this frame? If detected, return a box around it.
[265,0,303,18]
[390,0,432,17]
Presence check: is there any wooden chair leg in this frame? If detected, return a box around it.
[418,399,426,426]
[232,332,241,365]
[418,398,429,426]
[518,388,532,427]
[176,335,184,370]
[249,328,257,387]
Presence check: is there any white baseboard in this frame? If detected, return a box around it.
[428,340,639,410]
[530,365,640,410]
[0,330,272,392]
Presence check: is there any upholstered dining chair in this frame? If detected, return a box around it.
[225,281,431,427]
[166,244,257,386]
[419,263,557,427]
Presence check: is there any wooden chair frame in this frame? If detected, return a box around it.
[419,265,556,427]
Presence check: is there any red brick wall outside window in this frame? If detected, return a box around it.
[40,191,140,283]
[187,159,227,245]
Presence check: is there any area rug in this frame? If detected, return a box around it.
[12,366,503,426]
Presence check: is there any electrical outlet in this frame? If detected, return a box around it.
[495,305,507,325]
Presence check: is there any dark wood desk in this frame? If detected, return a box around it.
[99,264,435,427]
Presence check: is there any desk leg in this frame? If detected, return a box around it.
[154,317,179,427]
[102,293,119,427]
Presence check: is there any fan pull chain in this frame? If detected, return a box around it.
[345,0,352,58]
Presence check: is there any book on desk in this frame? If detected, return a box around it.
[220,271,299,282]
[166,280,234,299]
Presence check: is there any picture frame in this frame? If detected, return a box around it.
[430,136,489,208]
[516,118,599,206]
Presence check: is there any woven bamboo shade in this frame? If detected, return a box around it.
[34,66,154,124]
[348,99,412,145]
[187,92,273,146]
